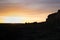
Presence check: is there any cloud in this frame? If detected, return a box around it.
[0,0,60,13]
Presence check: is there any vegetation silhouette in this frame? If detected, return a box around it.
[0,10,60,40]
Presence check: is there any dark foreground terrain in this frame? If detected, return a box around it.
[0,22,59,40]
[0,10,60,40]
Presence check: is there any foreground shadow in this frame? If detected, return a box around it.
[0,10,60,40]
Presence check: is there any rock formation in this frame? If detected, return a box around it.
[46,10,60,25]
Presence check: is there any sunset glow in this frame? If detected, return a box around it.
[0,0,60,23]
[3,17,24,23]
[0,16,46,23]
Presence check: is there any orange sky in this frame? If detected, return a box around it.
[0,6,49,23]
[0,0,60,23]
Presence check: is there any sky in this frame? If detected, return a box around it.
[0,0,60,23]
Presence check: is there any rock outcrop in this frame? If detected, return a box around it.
[46,10,60,25]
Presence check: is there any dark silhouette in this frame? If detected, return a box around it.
[0,10,60,40]
[46,10,60,25]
